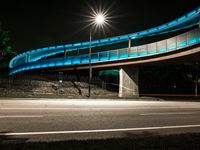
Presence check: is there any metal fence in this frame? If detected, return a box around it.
[0,74,118,98]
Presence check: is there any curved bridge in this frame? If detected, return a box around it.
[10,28,200,74]
[9,7,200,97]
[9,7,200,74]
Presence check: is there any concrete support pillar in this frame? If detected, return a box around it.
[128,39,131,56]
[119,66,139,97]
[64,47,67,58]
[26,54,29,63]
[128,39,131,48]
[197,12,200,27]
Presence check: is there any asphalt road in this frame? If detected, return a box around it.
[0,98,200,142]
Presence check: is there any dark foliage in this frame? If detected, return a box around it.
[0,23,17,69]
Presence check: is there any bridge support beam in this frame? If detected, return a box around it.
[119,67,139,97]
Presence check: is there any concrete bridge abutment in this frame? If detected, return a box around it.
[119,66,139,97]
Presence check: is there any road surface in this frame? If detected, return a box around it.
[0,98,200,142]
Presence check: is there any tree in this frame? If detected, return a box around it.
[0,23,17,68]
[139,62,199,96]
[184,61,200,97]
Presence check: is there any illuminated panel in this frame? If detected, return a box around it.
[99,52,109,61]
[109,50,118,60]
[119,49,128,58]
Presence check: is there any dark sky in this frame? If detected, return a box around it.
[0,0,199,52]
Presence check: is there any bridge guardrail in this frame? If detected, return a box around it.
[10,28,200,75]
[9,7,200,69]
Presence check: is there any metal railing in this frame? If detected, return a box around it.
[10,28,200,75]
[9,7,200,69]
[1,74,118,98]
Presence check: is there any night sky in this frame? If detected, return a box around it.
[0,0,199,52]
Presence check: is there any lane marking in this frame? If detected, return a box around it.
[140,112,196,116]
[0,115,43,118]
[1,124,200,136]
[1,107,198,110]
[0,108,143,110]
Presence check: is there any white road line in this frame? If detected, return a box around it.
[0,107,195,110]
[0,108,144,110]
[1,124,200,136]
[140,112,196,116]
[0,115,43,118]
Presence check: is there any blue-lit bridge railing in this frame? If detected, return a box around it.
[10,28,200,75]
[9,7,200,69]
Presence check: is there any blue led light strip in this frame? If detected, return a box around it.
[9,7,200,70]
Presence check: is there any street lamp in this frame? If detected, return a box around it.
[88,13,106,97]
[95,14,105,24]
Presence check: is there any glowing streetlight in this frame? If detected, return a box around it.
[88,13,106,97]
[95,14,105,24]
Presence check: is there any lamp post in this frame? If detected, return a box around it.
[88,13,106,97]
[88,29,92,97]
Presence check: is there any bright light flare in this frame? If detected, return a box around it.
[90,11,109,29]
[89,10,110,34]
[95,14,105,24]
[77,1,120,35]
